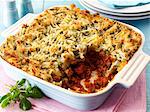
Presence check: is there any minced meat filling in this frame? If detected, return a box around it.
[62,49,115,93]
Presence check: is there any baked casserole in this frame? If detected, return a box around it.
[0,4,142,93]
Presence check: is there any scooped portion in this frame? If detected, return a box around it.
[66,49,116,93]
[0,4,142,93]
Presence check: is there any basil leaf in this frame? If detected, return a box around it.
[10,85,17,92]
[0,93,11,103]
[0,94,8,103]
[0,96,10,108]
[11,90,20,101]
[17,79,26,86]
[29,86,44,98]
[19,98,32,110]
[26,84,32,92]
[25,85,32,97]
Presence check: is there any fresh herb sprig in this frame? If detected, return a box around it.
[0,79,44,111]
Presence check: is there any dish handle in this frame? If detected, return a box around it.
[117,51,150,88]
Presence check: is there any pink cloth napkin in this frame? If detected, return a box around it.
[0,64,146,112]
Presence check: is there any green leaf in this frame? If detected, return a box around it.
[10,85,17,92]
[0,93,11,103]
[24,84,32,97]
[0,94,8,103]
[26,83,32,92]
[0,96,10,108]
[29,86,44,98]
[19,98,32,111]
[11,90,20,101]
[17,79,26,86]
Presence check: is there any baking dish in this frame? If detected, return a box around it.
[0,11,150,110]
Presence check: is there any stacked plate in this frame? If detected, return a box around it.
[79,0,150,20]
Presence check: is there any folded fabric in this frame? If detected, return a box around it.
[0,64,146,112]
[98,0,150,8]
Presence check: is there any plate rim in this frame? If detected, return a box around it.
[83,0,150,14]
[80,0,150,20]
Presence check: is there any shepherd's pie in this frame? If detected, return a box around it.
[0,4,142,93]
